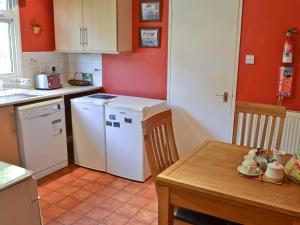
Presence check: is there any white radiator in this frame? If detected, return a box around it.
[281,111,300,154]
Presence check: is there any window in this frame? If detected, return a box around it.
[0,0,21,76]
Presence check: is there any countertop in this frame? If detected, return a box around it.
[0,161,33,191]
[0,85,102,107]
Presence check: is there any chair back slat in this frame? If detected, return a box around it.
[142,110,179,182]
[233,102,287,151]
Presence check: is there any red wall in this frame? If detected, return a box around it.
[102,0,168,99]
[19,0,55,52]
[237,0,300,111]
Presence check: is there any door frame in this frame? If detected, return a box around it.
[167,0,244,143]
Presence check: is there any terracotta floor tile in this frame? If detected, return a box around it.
[70,167,90,177]
[86,207,111,221]
[127,196,149,208]
[43,192,66,204]
[84,193,107,206]
[56,196,80,209]
[70,178,91,188]
[143,201,158,213]
[57,184,79,195]
[111,190,134,203]
[55,211,82,225]
[96,175,116,185]
[83,182,104,193]
[102,213,129,225]
[138,188,157,200]
[97,186,119,196]
[134,210,157,224]
[98,198,123,211]
[47,221,63,225]
[40,199,51,210]
[81,172,103,181]
[116,203,141,218]
[72,202,95,215]
[108,179,130,190]
[70,189,92,201]
[42,205,66,220]
[123,183,145,194]
[37,177,53,187]
[72,217,99,225]
[45,180,66,190]
[57,174,78,184]
[126,219,149,225]
[42,216,52,224]
[38,187,53,198]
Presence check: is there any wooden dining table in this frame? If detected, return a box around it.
[156,141,300,225]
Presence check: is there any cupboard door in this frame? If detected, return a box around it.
[83,0,117,52]
[54,0,83,51]
[0,106,20,165]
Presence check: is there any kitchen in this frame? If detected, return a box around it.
[1,1,300,225]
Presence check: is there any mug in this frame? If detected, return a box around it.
[273,150,286,165]
[247,149,258,161]
[241,159,257,175]
[265,162,284,181]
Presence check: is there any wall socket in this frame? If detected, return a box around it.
[245,55,255,64]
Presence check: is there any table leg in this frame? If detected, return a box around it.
[158,185,174,225]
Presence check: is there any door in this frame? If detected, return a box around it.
[71,102,106,171]
[105,106,146,181]
[53,0,83,51]
[0,106,19,165]
[168,0,242,156]
[83,0,117,52]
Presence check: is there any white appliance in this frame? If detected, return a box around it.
[0,161,42,225]
[16,98,68,179]
[105,96,167,182]
[71,93,117,171]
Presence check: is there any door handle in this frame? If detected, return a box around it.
[10,111,15,133]
[80,27,84,46]
[216,92,229,102]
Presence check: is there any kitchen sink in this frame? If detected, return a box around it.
[0,93,40,101]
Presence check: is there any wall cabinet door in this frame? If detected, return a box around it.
[54,0,84,51]
[53,0,132,53]
[0,106,20,165]
[83,0,117,52]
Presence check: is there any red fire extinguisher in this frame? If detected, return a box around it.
[282,28,297,63]
[278,28,297,105]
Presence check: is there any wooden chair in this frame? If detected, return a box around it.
[142,109,235,225]
[233,102,287,150]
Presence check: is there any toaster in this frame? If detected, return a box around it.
[34,73,63,90]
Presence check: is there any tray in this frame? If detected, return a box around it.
[68,79,92,86]
[239,172,284,185]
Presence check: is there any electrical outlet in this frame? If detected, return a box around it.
[245,55,255,64]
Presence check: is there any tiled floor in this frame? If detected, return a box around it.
[37,165,158,225]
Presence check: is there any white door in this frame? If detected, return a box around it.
[168,0,242,156]
[83,0,117,52]
[71,102,106,171]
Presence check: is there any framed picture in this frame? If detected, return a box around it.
[139,27,161,48]
[140,0,161,22]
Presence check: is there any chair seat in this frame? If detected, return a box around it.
[175,207,241,225]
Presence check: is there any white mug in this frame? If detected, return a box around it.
[265,162,284,181]
[273,150,286,165]
[247,149,258,161]
[241,159,257,175]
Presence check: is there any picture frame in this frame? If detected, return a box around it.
[139,27,161,48]
[140,0,161,22]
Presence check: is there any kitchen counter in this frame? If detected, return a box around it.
[0,85,102,107]
[0,161,32,191]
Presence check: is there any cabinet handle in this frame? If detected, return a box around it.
[80,27,84,46]
[84,27,88,46]
[10,111,15,133]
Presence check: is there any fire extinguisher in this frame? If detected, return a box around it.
[278,28,297,105]
[282,28,297,63]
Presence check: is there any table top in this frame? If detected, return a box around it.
[157,141,300,218]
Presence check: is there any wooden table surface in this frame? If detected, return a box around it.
[157,141,300,225]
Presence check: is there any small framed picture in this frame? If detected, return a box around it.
[139,27,161,48]
[140,0,161,22]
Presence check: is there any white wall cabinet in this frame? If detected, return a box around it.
[53,0,132,53]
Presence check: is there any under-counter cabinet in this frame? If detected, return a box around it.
[0,106,20,165]
[53,0,132,53]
